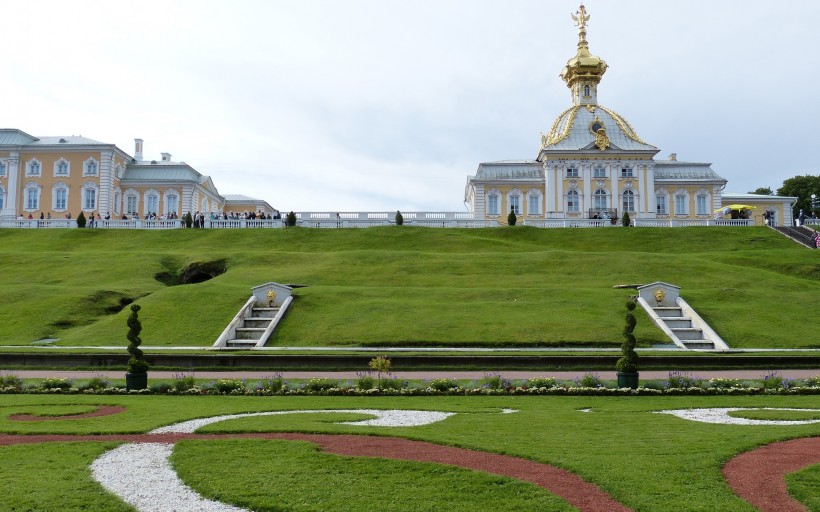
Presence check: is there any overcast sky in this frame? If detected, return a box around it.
[4,1,819,211]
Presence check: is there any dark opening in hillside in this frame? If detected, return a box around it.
[155,259,227,286]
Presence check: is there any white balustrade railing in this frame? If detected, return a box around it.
[1,212,760,229]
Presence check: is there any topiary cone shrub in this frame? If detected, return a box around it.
[286,211,297,227]
[184,211,193,228]
[507,210,517,226]
[616,299,639,388]
[76,211,87,228]
[126,305,149,374]
[395,210,403,226]
[621,211,631,227]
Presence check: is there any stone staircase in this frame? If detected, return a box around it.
[636,282,729,351]
[225,306,279,348]
[772,225,817,248]
[652,306,715,350]
[212,282,294,349]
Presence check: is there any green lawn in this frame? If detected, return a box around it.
[0,394,818,511]
[0,226,817,348]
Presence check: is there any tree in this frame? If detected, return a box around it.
[621,211,631,227]
[76,211,86,228]
[184,211,193,228]
[615,299,639,388]
[507,210,517,226]
[126,305,149,374]
[777,175,820,216]
[395,210,403,226]
[286,211,297,227]
[748,187,773,195]
[368,355,392,390]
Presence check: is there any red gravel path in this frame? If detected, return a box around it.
[723,437,820,512]
[9,405,126,421]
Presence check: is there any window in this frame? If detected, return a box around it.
[166,194,179,215]
[566,168,579,178]
[567,190,580,212]
[126,195,138,214]
[696,194,708,215]
[85,159,98,176]
[25,186,39,210]
[54,187,68,210]
[527,192,541,215]
[201,198,209,213]
[55,159,69,176]
[508,194,521,215]
[675,194,687,215]
[0,187,4,211]
[487,193,500,215]
[656,194,668,215]
[146,194,159,214]
[27,159,41,176]
[622,190,635,212]
[83,187,97,210]
[0,161,6,176]
[594,189,608,210]
[583,85,590,97]
[113,191,121,214]
[620,167,634,178]
[593,166,606,178]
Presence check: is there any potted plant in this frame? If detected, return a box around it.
[125,304,149,390]
[616,299,640,388]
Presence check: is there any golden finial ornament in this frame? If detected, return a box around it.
[266,290,277,307]
[654,288,666,303]
[571,4,590,31]
[594,127,609,151]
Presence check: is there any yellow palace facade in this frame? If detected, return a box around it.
[0,131,273,221]
[464,4,796,227]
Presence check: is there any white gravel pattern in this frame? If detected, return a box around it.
[91,442,247,512]
[656,407,820,426]
[94,409,455,512]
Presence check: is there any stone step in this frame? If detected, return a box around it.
[662,318,693,329]
[653,307,682,318]
[251,307,280,319]
[235,327,267,339]
[683,340,715,350]
[226,339,259,348]
[671,327,704,340]
[243,318,273,328]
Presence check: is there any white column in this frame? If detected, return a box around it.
[545,165,556,213]
[555,166,564,214]
[610,163,618,212]
[2,152,20,218]
[583,164,591,215]
[98,150,113,216]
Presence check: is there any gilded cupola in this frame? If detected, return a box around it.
[559,4,607,107]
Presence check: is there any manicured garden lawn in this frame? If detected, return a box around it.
[0,227,817,349]
[0,394,818,511]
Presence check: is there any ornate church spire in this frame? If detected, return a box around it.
[560,3,608,106]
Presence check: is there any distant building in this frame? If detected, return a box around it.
[0,131,273,220]
[465,4,795,227]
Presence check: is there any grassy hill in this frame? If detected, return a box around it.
[0,226,817,349]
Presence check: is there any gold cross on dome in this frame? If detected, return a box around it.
[571,4,590,29]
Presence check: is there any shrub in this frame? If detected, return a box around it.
[172,373,197,392]
[667,370,702,389]
[575,371,602,388]
[184,212,193,228]
[257,374,284,393]
[0,372,23,390]
[762,370,791,390]
[126,304,149,374]
[708,377,744,389]
[355,372,376,390]
[41,377,73,390]
[507,210,517,226]
[803,375,820,387]
[79,377,110,391]
[526,377,558,388]
[395,210,403,226]
[615,300,639,373]
[621,211,631,227]
[428,378,459,391]
[150,382,173,394]
[304,378,338,392]
[76,211,87,228]
[380,376,405,390]
[481,373,510,390]
[213,379,245,393]
[286,211,297,227]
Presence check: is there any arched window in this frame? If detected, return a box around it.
[486,190,500,215]
[53,182,69,211]
[82,182,98,211]
[84,158,98,176]
[584,85,590,97]
[527,189,542,215]
[24,183,41,210]
[622,190,635,212]
[593,189,608,210]
[54,158,70,177]
[201,197,209,213]
[26,159,41,177]
[567,190,580,212]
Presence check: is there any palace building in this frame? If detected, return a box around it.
[464,4,796,227]
[0,131,274,220]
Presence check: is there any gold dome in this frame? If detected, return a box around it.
[560,4,607,88]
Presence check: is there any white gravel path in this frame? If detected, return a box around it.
[655,407,820,426]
